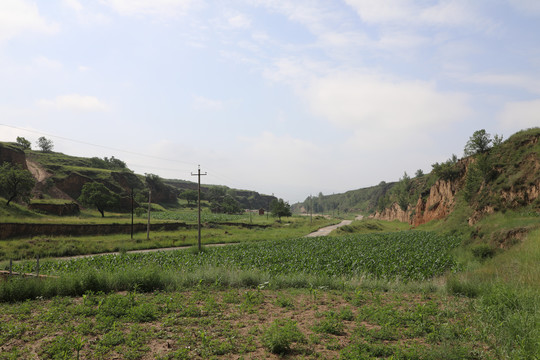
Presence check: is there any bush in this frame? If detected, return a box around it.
[471,244,496,260]
[446,276,481,298]
[262,319,306,354]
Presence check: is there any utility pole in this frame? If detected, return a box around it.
[130,187,134,239]
[191,165,207,251]
[146,189,151,240]
[310,194,313,223]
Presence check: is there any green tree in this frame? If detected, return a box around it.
[0,162,36,205]
[464,129,492,156]
[415,169,424,178]
[395,171,411,211]
[432,154,462,181]
[78,182,119,217]
[270,198,292,220]
[221,194,242,214]
[104,156,127,169]
[181,189,198,208]
[16,136,31,150]
[37,136,54,153]
[207,187,226,202]
[493,134,504,147]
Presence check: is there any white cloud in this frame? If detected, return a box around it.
[63,0,83,12]
[345,0,489,29]
[305,72,469,129]
[0,0,59,42]
[63,0,110,24]
[251,0,340,35]
[192,96,224,110]
[37,94,108,112]
[466,73,540,95]
[508,0,540,16]
[240,131,327,190]
[345,0,415,24]
[376,31,428,50]
[498,99,540,131]
[100,0,198,18]
[33,56,63,70]
[227,12,251,29]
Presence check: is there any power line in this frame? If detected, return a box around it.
[0,123,196,167]
[0,123,269,195]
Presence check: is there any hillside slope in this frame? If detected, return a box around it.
[0,144,275,212]
[296,128,540,229]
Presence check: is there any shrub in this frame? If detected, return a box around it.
[471,244,496,260]
[313,314,345,335]
[446,276,481,298]
[262,319,306,354]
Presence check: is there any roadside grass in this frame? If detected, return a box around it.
[0,286,494,359]
[332,218,411,235]
[446,228,540,359]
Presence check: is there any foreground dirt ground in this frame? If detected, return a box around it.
[0,286,494,359]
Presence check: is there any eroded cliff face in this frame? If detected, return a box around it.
[0,144,27,169]
[373,157,539,227]
[412,179,460,226]
[373,179,461,226]
[373,203,411,223]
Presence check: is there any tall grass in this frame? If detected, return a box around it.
[447,229,540,359]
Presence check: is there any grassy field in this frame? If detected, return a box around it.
[0,286,491,359]
[1,212,539,359]
[0,230,496,359]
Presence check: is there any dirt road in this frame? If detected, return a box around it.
[305,215,363,237]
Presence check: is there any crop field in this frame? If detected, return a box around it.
[1,227,536,359]
[12,231,460,282]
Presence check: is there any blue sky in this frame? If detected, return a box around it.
[1,0,539,203]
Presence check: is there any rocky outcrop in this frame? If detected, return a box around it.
[54,173,93,199]
[374,203,411,223]
[412,179,460,226]
[373,178,460,226]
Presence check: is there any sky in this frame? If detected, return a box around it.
[1,0,539,203]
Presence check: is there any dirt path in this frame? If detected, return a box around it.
[52,243,235,261]
[305,215,363,237]
[26,159,51,182]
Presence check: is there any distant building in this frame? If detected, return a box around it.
[259,208,265,216]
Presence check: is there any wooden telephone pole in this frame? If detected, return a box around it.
[191,165,207,251]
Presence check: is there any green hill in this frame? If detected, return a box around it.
[295,127,540,230]
[0,142,276,215]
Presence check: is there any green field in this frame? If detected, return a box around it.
[1,213,540,359]
[1,229,497,359]
[11,231,460,281]
[0,215,338,261]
